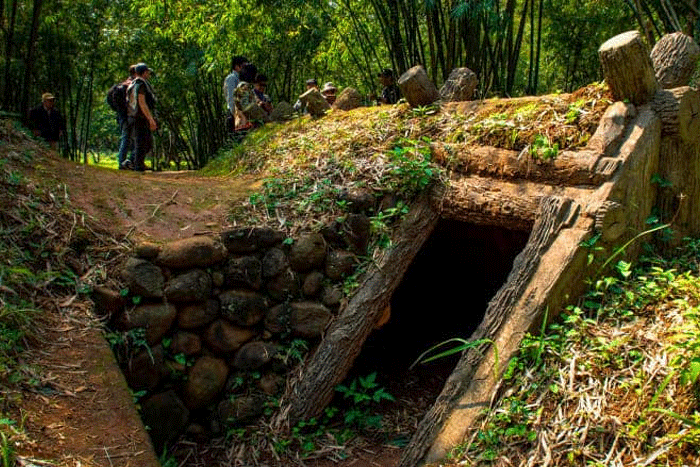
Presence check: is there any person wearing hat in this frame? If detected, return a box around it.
[126,62,157,172]
[378,68,401,105]
[28,92,65,150]
[321,82,337,106]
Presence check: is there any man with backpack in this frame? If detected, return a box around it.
[126,63,157,172]
[107,64,136,169]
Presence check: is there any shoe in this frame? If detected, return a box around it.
[120,160,133,170]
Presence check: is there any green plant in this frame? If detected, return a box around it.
[335,372,394,430]
[529,134,559,161]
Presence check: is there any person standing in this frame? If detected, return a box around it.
[112,64,136,169]
[28,92,65,150]
[224,55,248,130]
[378,68,401,105]
[126,63,157,172]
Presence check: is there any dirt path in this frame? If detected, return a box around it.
[40,156,261,243]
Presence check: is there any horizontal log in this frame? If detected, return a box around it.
[431,143,607,186]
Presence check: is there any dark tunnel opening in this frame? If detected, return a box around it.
[346,219,530,419]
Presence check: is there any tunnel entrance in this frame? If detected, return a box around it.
[345,219,530,431]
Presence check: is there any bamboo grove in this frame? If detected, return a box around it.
[0,0,698,168]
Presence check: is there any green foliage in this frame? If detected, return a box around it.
[529,134,559,161]
[335,372,394,430]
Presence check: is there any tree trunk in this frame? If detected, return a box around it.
[598,30,658,105]
[650,32,700,89]
[20,0,43,117]
[651,86,700,143]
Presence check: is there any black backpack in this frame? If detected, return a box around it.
[106,82,128,115]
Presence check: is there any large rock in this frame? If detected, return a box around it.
[124,344,167,391]
[264,304,289,335]
[177,299,220,329]
[270,101,294,122]
[333,87,363,111]
[141,390,189,453]
[439,67,478,102]
[164,269,212,302]
[290,301,332,338]
[262,248,288,278]
[183,356,229,410]
[266,267,299,301]
[302,271,324,297]
[120,258,164,298]
[233,341,279,370]
[288,233,327,272]
[224,256,262,290]
[338,188,376,213]
[325,250,356,280]
[221,228,285,254]
[398,65,440,107]
[345,213,370,255]
[203,319,257,354]
[156,236,227,269]
[320,285,344,309]
[117,303,177,345]
[91,286,124,321]
[219,290,268,326]
[217,395,266,426]
[170,331,202,356]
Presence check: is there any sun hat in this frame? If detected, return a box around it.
[321,82,337,94]
[42,92,56,101]
[134,63,153,75]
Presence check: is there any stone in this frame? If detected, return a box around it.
[264,304,289,335]
[257,373,285,395]
[177,299,220,329]
[233,341,279,370]
[140,390,189,453]
[124,345,167,391]
[156,236,227,269]
[120,258,164,298]
[203,319,257,354]
[221,228,285,254]
[290,301,332,338]
[338,188,376,213]
[266,267,299,302]
[439,67,478,102]
[224,255,262,290]
[288,233,327,272]
[325,250,356,280]
[320,285,344,309]
[217,395,266,426]
[134,242,161,260]
[302,271,324,297]
[183,356,229,410]
[91,286,124,321]
[261,247,288,278]
[345,213,370,255]
[170,331,202,356]
[397,65,440,107]
[320,221,346,249]
[219,290,268,326]
[333,87,363,111]
[165,269,212,302]
[118,303,177,346]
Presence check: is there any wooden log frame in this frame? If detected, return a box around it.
[282,193,441,423]
[599,30,658,106]
[650,32,700,89]
[651,86,700,143]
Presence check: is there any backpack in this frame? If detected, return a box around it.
[106,82,128,115]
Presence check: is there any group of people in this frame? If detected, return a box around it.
[112,62,158,171]
[224,56,274,132]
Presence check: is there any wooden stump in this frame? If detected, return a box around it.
[439,67,478,102]
[651,32,700,89]
[652,86,700,143]
[299,88,331,117]
[599,30,658,105]
[397,65,440,107]
[333,87,363,111]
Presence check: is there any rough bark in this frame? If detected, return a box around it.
[650,32,700,89]
[283,194,440,423]
[399,196,582,467]
[651,87,700,143]
[598,30,658,105]
[397,65,440,107]
[431,144,609,186]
